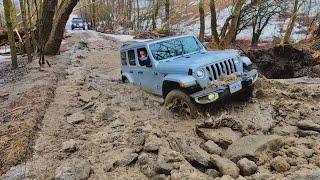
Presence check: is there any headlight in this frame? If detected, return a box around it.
[196,69,205,79]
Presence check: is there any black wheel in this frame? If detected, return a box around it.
[164,90,198,119]
[83,27,85,30]
[122,76,129,83]
[236,85,254,101]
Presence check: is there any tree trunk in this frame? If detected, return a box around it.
[165,0,170,30]
[136,0,140,30]
[44,0,79,55]
[3,0,18,69]
[210,0,220,47]
[152,0,159,30]
[91,0,96,30]
[251,32,260,46]
[38,0,58,54]
[282,0,299,45]
[19,0,32,62]
[127,0,132,29]
[220,0,245,48]
[198,0,205,42]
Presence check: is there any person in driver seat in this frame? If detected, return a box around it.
[139,49,151,66]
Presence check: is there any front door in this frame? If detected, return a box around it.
[136,47,162,95]
[137,67,163,95]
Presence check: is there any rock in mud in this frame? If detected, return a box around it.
[237,158,257,176]
[291,170,320,180]
[270,156,290,172]
[144,134,162,152]
[0,91,9,98]
[138,153,158,177]
[78,90,101,103]
[210,154,240,178]
[55,158,91,180]
[114,152,139,167]
[296,120,320,132]
[297,129,320,137]
[152,174,167,180]
[272,125,298,136]
[67,111,85,124]
[156,147,184,175]
[196,127,241,149]
[170,162,212,180]
[312,64,320,75]
[175,138,211,167]
[225,135,283,162]
[1,164,29,180]
[200,140,223,155]
[62,139,77,153]
[205,169,221,178]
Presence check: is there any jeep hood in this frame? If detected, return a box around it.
[156,50,239,73]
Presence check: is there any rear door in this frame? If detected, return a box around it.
[127,49,140,85]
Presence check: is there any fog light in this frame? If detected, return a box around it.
[208,93,219,101]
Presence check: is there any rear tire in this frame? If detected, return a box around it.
[164,90,198,119]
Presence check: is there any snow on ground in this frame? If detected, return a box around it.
[0,56,11,62]
[176,0,320,42]
[100,33,150,42]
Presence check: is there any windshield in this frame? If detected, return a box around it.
[149,36,202,61]
[72,19,83,23]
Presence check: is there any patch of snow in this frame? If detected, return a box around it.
[100,33,149,42]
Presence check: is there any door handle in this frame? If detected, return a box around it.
[129,71,133,73]
[138,71,143,74]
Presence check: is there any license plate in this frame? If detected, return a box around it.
[229,81,242,94]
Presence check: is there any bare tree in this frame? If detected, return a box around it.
[44,0,79,55]
[19,0,33,62]
[37,0,58,65]
[210,0,246,49]
[238,0,281,46]
[152,0,159,30]
[282,0,304,45]
[164,0,170,30]
[198,0,205,42]
[3,0,18,69]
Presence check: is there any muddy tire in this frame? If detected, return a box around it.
[122,76,129,83]
[237,85,254,101]
[164,90,198,119]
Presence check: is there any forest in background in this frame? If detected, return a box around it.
[0,0,319,70]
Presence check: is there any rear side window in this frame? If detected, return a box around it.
[121,52,127,65]
[128,50,136,66]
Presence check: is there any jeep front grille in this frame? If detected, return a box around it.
[205,59,237,81]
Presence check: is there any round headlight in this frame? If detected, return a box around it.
[196,69,205,78]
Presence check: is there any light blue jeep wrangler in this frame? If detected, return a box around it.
[120,35,258,118]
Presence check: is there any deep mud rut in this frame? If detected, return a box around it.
[1,31,320,180]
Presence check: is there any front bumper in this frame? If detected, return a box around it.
[191,69,258,104]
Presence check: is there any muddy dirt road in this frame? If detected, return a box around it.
[1,31,320,179]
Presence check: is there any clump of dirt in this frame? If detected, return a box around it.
[247,45,320,79]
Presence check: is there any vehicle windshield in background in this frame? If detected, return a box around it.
[149,36,202,61]
[72,18,83,23]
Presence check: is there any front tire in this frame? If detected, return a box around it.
[164,90,198,119]
[237,85,254,101]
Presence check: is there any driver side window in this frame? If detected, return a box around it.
[137,48,151,67]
